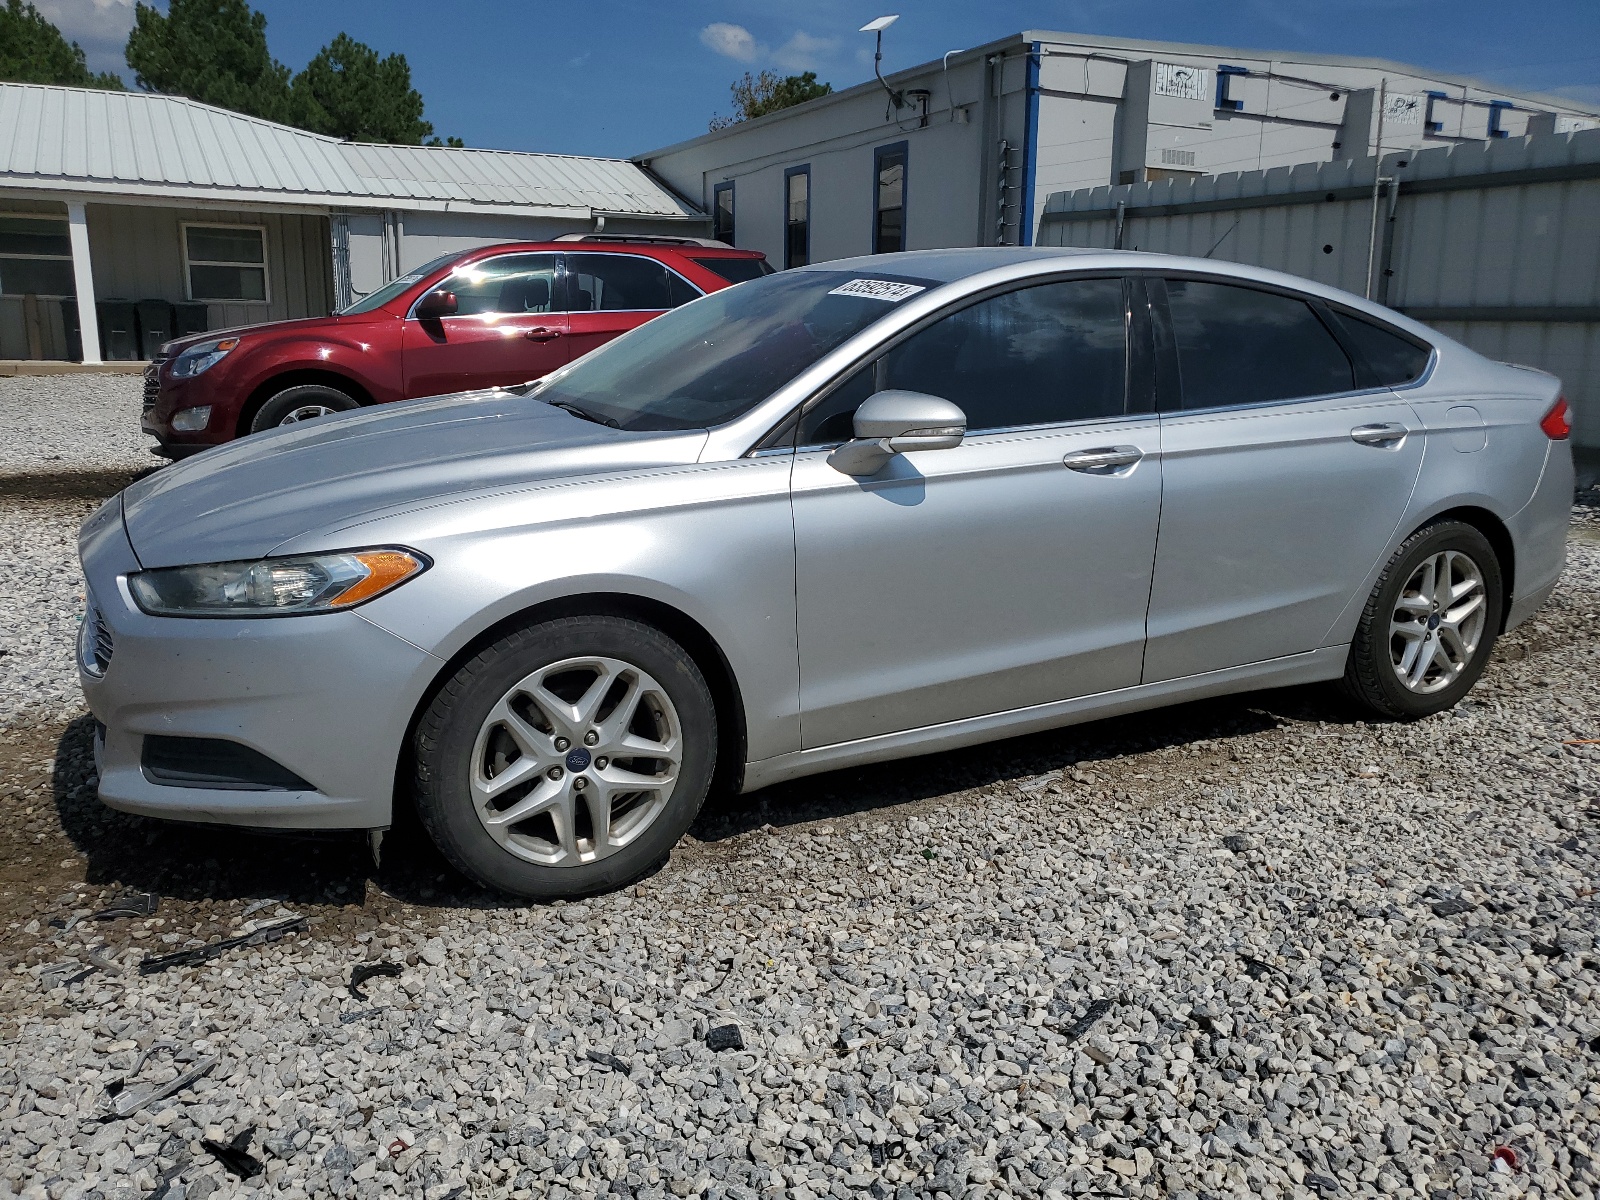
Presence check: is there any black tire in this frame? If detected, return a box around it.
[1340,520,1503,719]
[413,616,717,899]
[248,383,359,433]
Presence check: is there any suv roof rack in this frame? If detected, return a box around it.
[551,234,743,250]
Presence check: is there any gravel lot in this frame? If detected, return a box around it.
[1,374,1597,1200]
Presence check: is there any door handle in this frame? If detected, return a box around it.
[1063,445,1143,473]
[1350,422,1408,446]
[524,327,563,342]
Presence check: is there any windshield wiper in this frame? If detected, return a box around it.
[546,400,621,428]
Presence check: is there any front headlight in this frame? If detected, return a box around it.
[169,337,240,379]
[128,549,427,617]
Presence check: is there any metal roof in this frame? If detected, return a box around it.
[0,83,700,219]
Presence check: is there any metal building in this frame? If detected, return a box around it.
[638,30,1598,267]
[0,84,703,363]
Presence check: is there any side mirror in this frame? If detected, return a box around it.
[415,290,458,320]
[827,389,966,477]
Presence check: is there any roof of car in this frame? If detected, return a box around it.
[800,246,1102,283]
[454,238,764,259]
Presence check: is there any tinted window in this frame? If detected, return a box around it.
[1164,279,1353,409]
[880,278,1127,431]
[566,253,693,312]
[422,253,558,316]
[339,251,459,315]
[874,144,906,254]
[534,269,934,432]
[1331,310,1432,386]
[785,168,810,269]
[798,365,876,445]
[712,181,735,244]
[691,256,772,284]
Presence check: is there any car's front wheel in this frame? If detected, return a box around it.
[1341,520,1503,718]
[412,616,717,898]
[249,383,359,433]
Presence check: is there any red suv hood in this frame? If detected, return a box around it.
[158,311,391,358]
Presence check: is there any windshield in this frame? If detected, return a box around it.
[337,252,461,315]
[535,269,936,431]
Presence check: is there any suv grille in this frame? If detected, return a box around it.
[81,599,114,676]
[142,360,163,412]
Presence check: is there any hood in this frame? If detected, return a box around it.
[121,389,708,568]
[157,312,388,359]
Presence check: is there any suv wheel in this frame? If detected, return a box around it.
[249,383,358,432]
[1341,520,1503,719]
[413,616,717,898]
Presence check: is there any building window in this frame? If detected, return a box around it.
[184,224,267,301]
[873,142,907,254]
[712,181,735,244]
[784,165,810,270]
[0,216,74,296]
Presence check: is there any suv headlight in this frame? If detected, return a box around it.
[169,337,240,379]
[128,549,427,617]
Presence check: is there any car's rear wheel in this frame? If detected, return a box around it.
[1341,520,1503,718]
[249,383,358,433]
[412,616,717,898]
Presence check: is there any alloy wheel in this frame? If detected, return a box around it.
[1388,550,1487,694]
[278,404,337,424]
[467,655,682,866]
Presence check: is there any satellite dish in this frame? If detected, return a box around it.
[859,15,899,32]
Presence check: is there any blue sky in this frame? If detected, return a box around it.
[40,0,1600,158]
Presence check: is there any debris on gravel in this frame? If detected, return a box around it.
[1,377,1597,1200]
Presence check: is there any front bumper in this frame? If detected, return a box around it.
[80,509,442,829]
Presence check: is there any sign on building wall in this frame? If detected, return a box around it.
[1154,63,1208,102]
[1556,115,1600,133]
[1383,94,1425,126]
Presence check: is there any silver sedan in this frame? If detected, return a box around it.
[79,248,1573,898]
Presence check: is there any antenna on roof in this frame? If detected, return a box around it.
[860,15,904,111]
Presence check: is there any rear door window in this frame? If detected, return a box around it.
[1330,310,1433,386]
[565,253,697,312]
[1162,278,1354,409]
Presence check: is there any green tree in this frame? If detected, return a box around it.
[124,0,294,123]
[291,32,440,145]
[0,0,123,88]
[710,70,831,131]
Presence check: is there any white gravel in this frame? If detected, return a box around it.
[0,375,1596,1200]
[0,374,154,728]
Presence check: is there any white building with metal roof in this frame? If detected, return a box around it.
[0,83,704,363]
[638,30,1598,269]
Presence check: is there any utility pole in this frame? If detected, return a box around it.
[1365,78,1388,300]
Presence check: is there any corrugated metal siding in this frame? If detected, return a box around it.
[0,83,699,219]
[1039,128,1600,451]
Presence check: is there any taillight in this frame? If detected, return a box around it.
[1540,396,1571,440]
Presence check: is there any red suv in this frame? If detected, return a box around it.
[141,237,772,457]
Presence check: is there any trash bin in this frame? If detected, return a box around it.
[60,298,82,361]
[173,303,210,338]
[137,300,175,359]
[97,300,140,361]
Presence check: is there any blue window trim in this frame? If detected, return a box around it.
[783,164,811,270]
[1021,42,1040,246]
[712,180,735,245]
[871,141,909,254]
[1424,90,1448,135]
[1216,64,1248,112]
[1486,100,1512,139]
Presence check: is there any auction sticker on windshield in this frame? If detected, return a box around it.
[827,279,927,302]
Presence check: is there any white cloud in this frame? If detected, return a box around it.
[772,31,838,72]
[699,22,760,63]
[36,0,137,77]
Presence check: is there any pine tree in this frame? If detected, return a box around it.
[0,0,124,88]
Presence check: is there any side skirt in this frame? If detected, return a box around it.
[740,645,1349,792]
